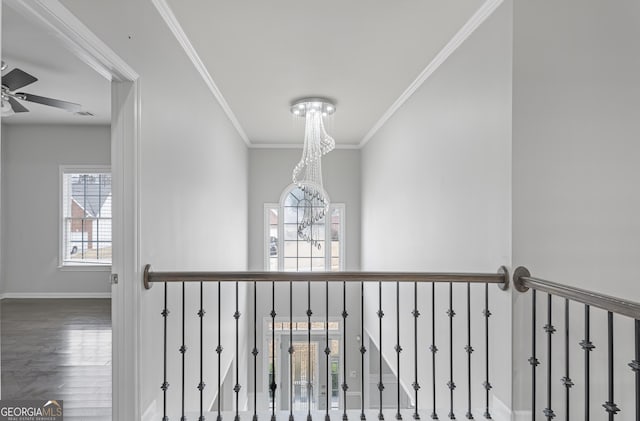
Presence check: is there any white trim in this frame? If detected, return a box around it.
[358,0,505,148]
[248,143,361,150]
[491,395,513,421]
[3,0,137,82]
[0,292,111,300]
[2,2,142,420]
[150,0,251,146]
[58,265,111,272]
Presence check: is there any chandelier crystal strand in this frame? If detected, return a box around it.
[291,99,336,249]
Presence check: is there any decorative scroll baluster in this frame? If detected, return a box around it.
[343,281,349,421]
[217,282,223,421]
[431,282,438,421]
[529,290,539,421]
[465,283,474,420]
[378,281,385,421]
[271,282,277,421]
[290,281,295,421]
[560,299,573,421]
[412,282,420,420]
[482,283,492,420]
[308,281,313,421]
[361,281,367,421]
[181,282,187,421]
[631,319,639,421]
[326,280,331,421]
[543,294,555,420]
[161,283,169,421]
[396,281,403,420]
[198,282,206,421]
[253,281,259,421]
[603,312,620,420]
[579,305,594,421]
[234,282,241,421]
[447,282,456,420]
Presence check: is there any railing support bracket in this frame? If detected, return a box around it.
[144,264,152,290]
[498,266,509,291]
[513,266,530,293]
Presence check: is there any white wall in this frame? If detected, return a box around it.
[58,0,250,417]
[512,0,640,419]
[361,1,512,417]
[248,148,361,271]
[1,124,111,295]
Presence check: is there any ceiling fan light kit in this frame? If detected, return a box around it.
[290,97,336,248]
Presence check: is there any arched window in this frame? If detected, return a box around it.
[264,185,344,271]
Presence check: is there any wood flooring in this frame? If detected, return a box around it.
[1,298,112,420]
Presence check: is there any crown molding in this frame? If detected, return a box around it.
[151,0,251,146]
[359,0,504,148]
[3,0,138,82]
[248,142,361,150]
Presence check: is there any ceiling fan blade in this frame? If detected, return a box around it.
[8,97,29,113]
[18,93,81,112]
[2,68,38,91]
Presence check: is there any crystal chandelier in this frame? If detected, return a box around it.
[290,98,336,248]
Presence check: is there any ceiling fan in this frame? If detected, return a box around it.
[1,61,86,117]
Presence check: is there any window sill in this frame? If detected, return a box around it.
[58,265,112,272]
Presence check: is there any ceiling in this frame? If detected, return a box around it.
[1,4,110,125]
[164,0,489,147]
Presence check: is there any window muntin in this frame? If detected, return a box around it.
[265,186,344,271]
[61,167,112,266]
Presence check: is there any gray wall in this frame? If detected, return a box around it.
[512,0,640,418]
[248,148,361,271]
[1,124,111,295]
[361,1,512,415]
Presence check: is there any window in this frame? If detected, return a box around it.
[265,185,344,271]
[61,166,112,266]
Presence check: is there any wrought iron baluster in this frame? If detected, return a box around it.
[543,294,555,420]
[447,282,456,420]
[253,281,259,421]
[482,283,491,420]
[217,282,223,421]
[326,280,331,421]
[378,281,385,421]
[465,283,473,420]
[603,312,620,420]
[290,281,295,421]
[199,282,206,421]
[361,281,367,421]
[561,299,573,421]
[181,282,187,421]
[271,282,277,421]
[308,281,313,421]
[529,290,539,421]
[579,305,594,421]
[234,282,242,421]
[631,319,639,421]
[412,282,420,420]
[431,282,438,421]
[161,282,169,421]
[343,281,349,421]
[396,281,403,420]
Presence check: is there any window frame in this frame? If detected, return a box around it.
[59,165,112,270]
[264,184,345,271]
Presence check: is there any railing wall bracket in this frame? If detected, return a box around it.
[512,266,531,293]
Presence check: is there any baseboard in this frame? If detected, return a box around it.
[491,395,512,421]
[513,410,531,421]
[0,292,111,300]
